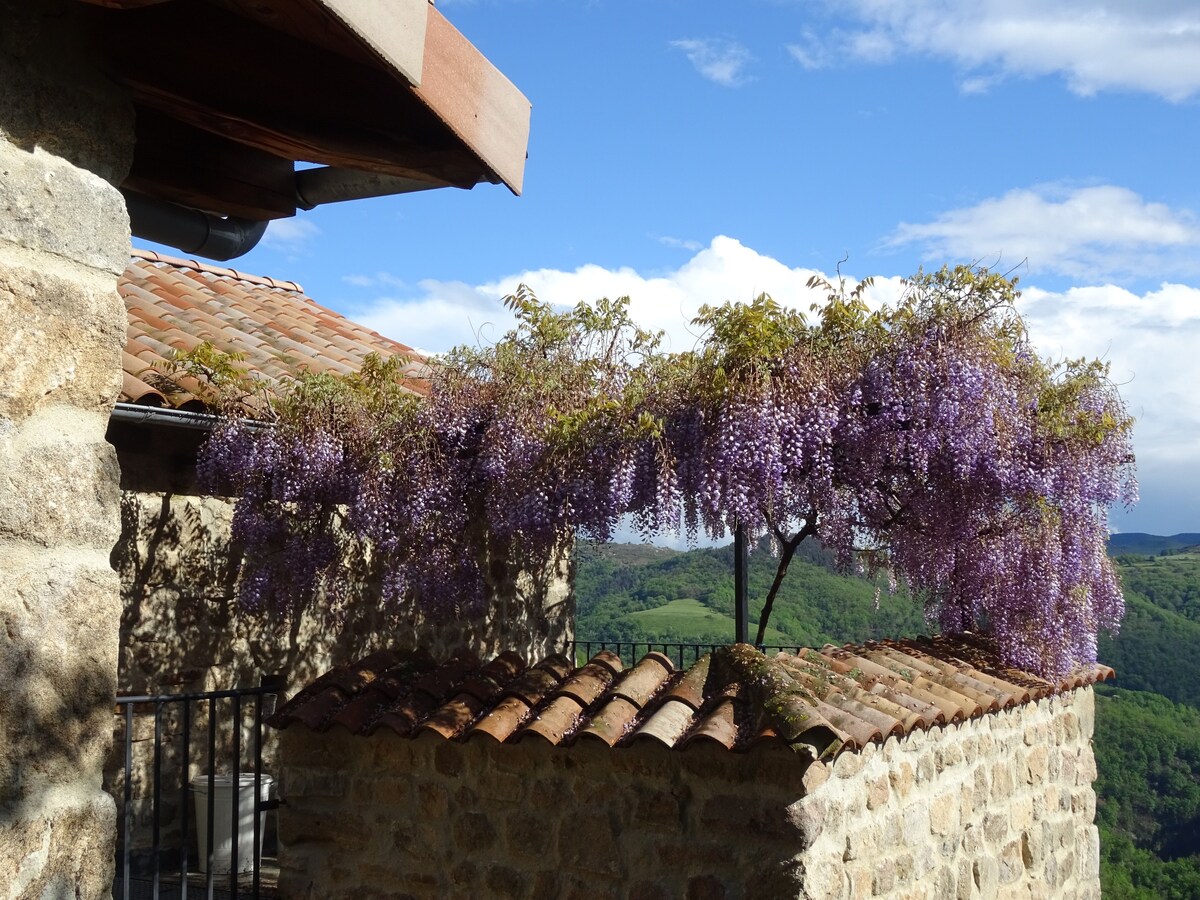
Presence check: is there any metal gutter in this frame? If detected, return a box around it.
[109,402,273,432]
[109,402,219,431]
[123,191,270,262]
[294,167,444,209]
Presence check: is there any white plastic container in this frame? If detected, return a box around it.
[190,773,274,875]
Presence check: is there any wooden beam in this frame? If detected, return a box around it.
[90,3,494,187]
[126,110,297,219]
[77,0,174,8]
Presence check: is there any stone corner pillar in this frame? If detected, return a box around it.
[0,2,134,896]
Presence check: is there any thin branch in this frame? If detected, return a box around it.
[755,514,818,645]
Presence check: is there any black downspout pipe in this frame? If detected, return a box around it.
[123,190,269,262]
[124,167,469,261]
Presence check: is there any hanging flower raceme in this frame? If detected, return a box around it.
[191,267,1135,678]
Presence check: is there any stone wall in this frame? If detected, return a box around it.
[107,479,573,864]
[275,688,1101,900]
[0,2,133,896]
[112,486,574,698]
[794,689,1101,900]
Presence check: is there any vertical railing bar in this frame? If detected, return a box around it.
[181,698,191,900]
[122,702,133,900]
[152,700,163,898]
[252,693,263,900]
[206,698,216,900]
[231,694,242,898]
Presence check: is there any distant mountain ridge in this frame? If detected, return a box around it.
[1108,533,1200,556]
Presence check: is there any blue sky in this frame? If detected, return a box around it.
[161,0,1200,536]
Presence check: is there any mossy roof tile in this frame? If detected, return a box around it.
[268,634,1114,758]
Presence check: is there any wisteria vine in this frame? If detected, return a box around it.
[190,267,1136,677]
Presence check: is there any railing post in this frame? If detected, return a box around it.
[122,703,133,900]
[734,523,749,644]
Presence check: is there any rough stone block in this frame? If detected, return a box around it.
[866,773,890,810]
[0,408,122,549]
[0,256,125,425]
[0,791,115,900]
[1078,825,1100,879]
[998,838,1025,885]
[889,760,916,799]
[1024,745,1049,784]
[930,792,961,836]
[558,814,619,877]
[1010,795,1034,832]
[0,142,130,273]
[902,800,931,846]
[0,546,119,801]
[973,856,999,896]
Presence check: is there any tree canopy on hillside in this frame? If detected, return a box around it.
[190,265,1135,677]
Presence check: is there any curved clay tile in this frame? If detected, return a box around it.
[519,695,585,745]
[866,682,945,729]
[759,689,844,747]
[481,651,528,685]
[813,698,880,749]
[420,692,487,740]
[578,696,641,747]
[610,654,674,708]
[824,691,906,739]
[908,676,974,721]
[951,667,1031,706]
[371,690,444,737]
[501,667,563,708]
[330,687,394,735]
[679,696,739,750]
[290,685,350,732]
[121,371,165,406]
[466,694,532,743]
[588,650,624,677]
[824,649,905,688]
[832,680,924,731]
[410,655,480,700]
[630,699,696,748]
[658,655,709,709]
[532,654,575,681]
[551,663,615,708]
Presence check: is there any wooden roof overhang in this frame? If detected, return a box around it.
[77,0,530,220]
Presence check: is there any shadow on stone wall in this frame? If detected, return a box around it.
[110,490,574,698]
[105,478,573,863]
[0,550,119,893]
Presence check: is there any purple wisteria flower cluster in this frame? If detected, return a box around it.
[198,267,1135,678]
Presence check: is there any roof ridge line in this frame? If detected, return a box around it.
[130,247,306,294]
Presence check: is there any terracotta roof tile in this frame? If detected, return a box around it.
[268,635,1114,759]
[118,249,430,410]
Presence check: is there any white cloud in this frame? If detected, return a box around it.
[262,217,320,255]
[1022,280,1200,465]
[349,235,1199,534]
[354,236,901,354]
[342,272,409,290]
[670,38,754,87]
[886,185,1200,281]
[791,1,1200,101]
[655,235,704,252]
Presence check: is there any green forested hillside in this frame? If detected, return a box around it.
[575,538,926,648]
[1108,533,1200,556]
[1099,549,1200,706]
[575,535,1200,895]
[1095,688,1200,899]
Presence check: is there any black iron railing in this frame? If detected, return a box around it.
[112,684,279,900]
[566,640,807,668]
